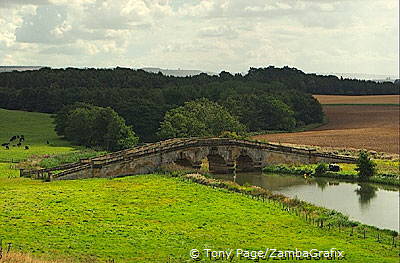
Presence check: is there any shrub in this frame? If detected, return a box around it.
[219,131,247,140]
[355,151,377,180]
[314,163,328,176]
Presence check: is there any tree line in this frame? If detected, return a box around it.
[0,66,397,143]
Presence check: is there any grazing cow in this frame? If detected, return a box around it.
[24,146,29,150]
[1,143,9,147]
[5,145,9,150]
[329,164,340,172]
[19,137,24,142]
[17,142,22,147]
[9,136,17,142]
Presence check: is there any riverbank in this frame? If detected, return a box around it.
[262,163,400,187]
[182,172,399,241]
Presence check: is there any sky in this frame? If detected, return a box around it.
[0,0,398,76]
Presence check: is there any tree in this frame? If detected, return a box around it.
[55,103,139,151]
[157,98,245,139]
[355,151,377,179]
[55,102,94,137]
[223,94,296,131]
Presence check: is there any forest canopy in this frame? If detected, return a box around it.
[0,66,397,142]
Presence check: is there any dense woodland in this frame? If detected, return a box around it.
[0,66,398,141]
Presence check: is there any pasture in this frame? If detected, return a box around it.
[0,108,76,162]
[0,174,399,262]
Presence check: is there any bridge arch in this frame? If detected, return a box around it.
[174,158,192,168]
[207,154,229,173]
[236,154,255,172]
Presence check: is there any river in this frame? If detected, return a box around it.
[212,173,400,231]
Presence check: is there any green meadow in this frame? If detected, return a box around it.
[0,108,399,262]
[0,174,399,262]
[0,108,76,162]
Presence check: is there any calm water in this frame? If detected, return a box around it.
[213,173,400,231]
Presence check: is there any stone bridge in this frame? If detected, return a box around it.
[21,138,356,180]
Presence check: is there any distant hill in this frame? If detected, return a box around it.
[318,72,398,83]
[0,66,215,77]
[141,67,216,77]
[0,66,43,73]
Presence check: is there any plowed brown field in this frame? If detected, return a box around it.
[313,95,400,104]
[253,105,400,154]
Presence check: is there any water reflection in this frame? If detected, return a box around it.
[212,173,400,231]
[315,178,328,191]
[355,184,378,207]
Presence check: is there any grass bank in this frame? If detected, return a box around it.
[263,161,400,186]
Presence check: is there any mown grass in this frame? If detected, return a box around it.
[0,162,19,178]
[0,174,399,262]
[0,108,77,162]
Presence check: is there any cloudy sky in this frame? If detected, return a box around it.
[0,0,398,75]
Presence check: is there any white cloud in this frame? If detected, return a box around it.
[0,0,50,9]
[0,0,397,76]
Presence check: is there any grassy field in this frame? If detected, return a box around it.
[0,173,399,262]
[0,108,77,162]
[254,104,400,154]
